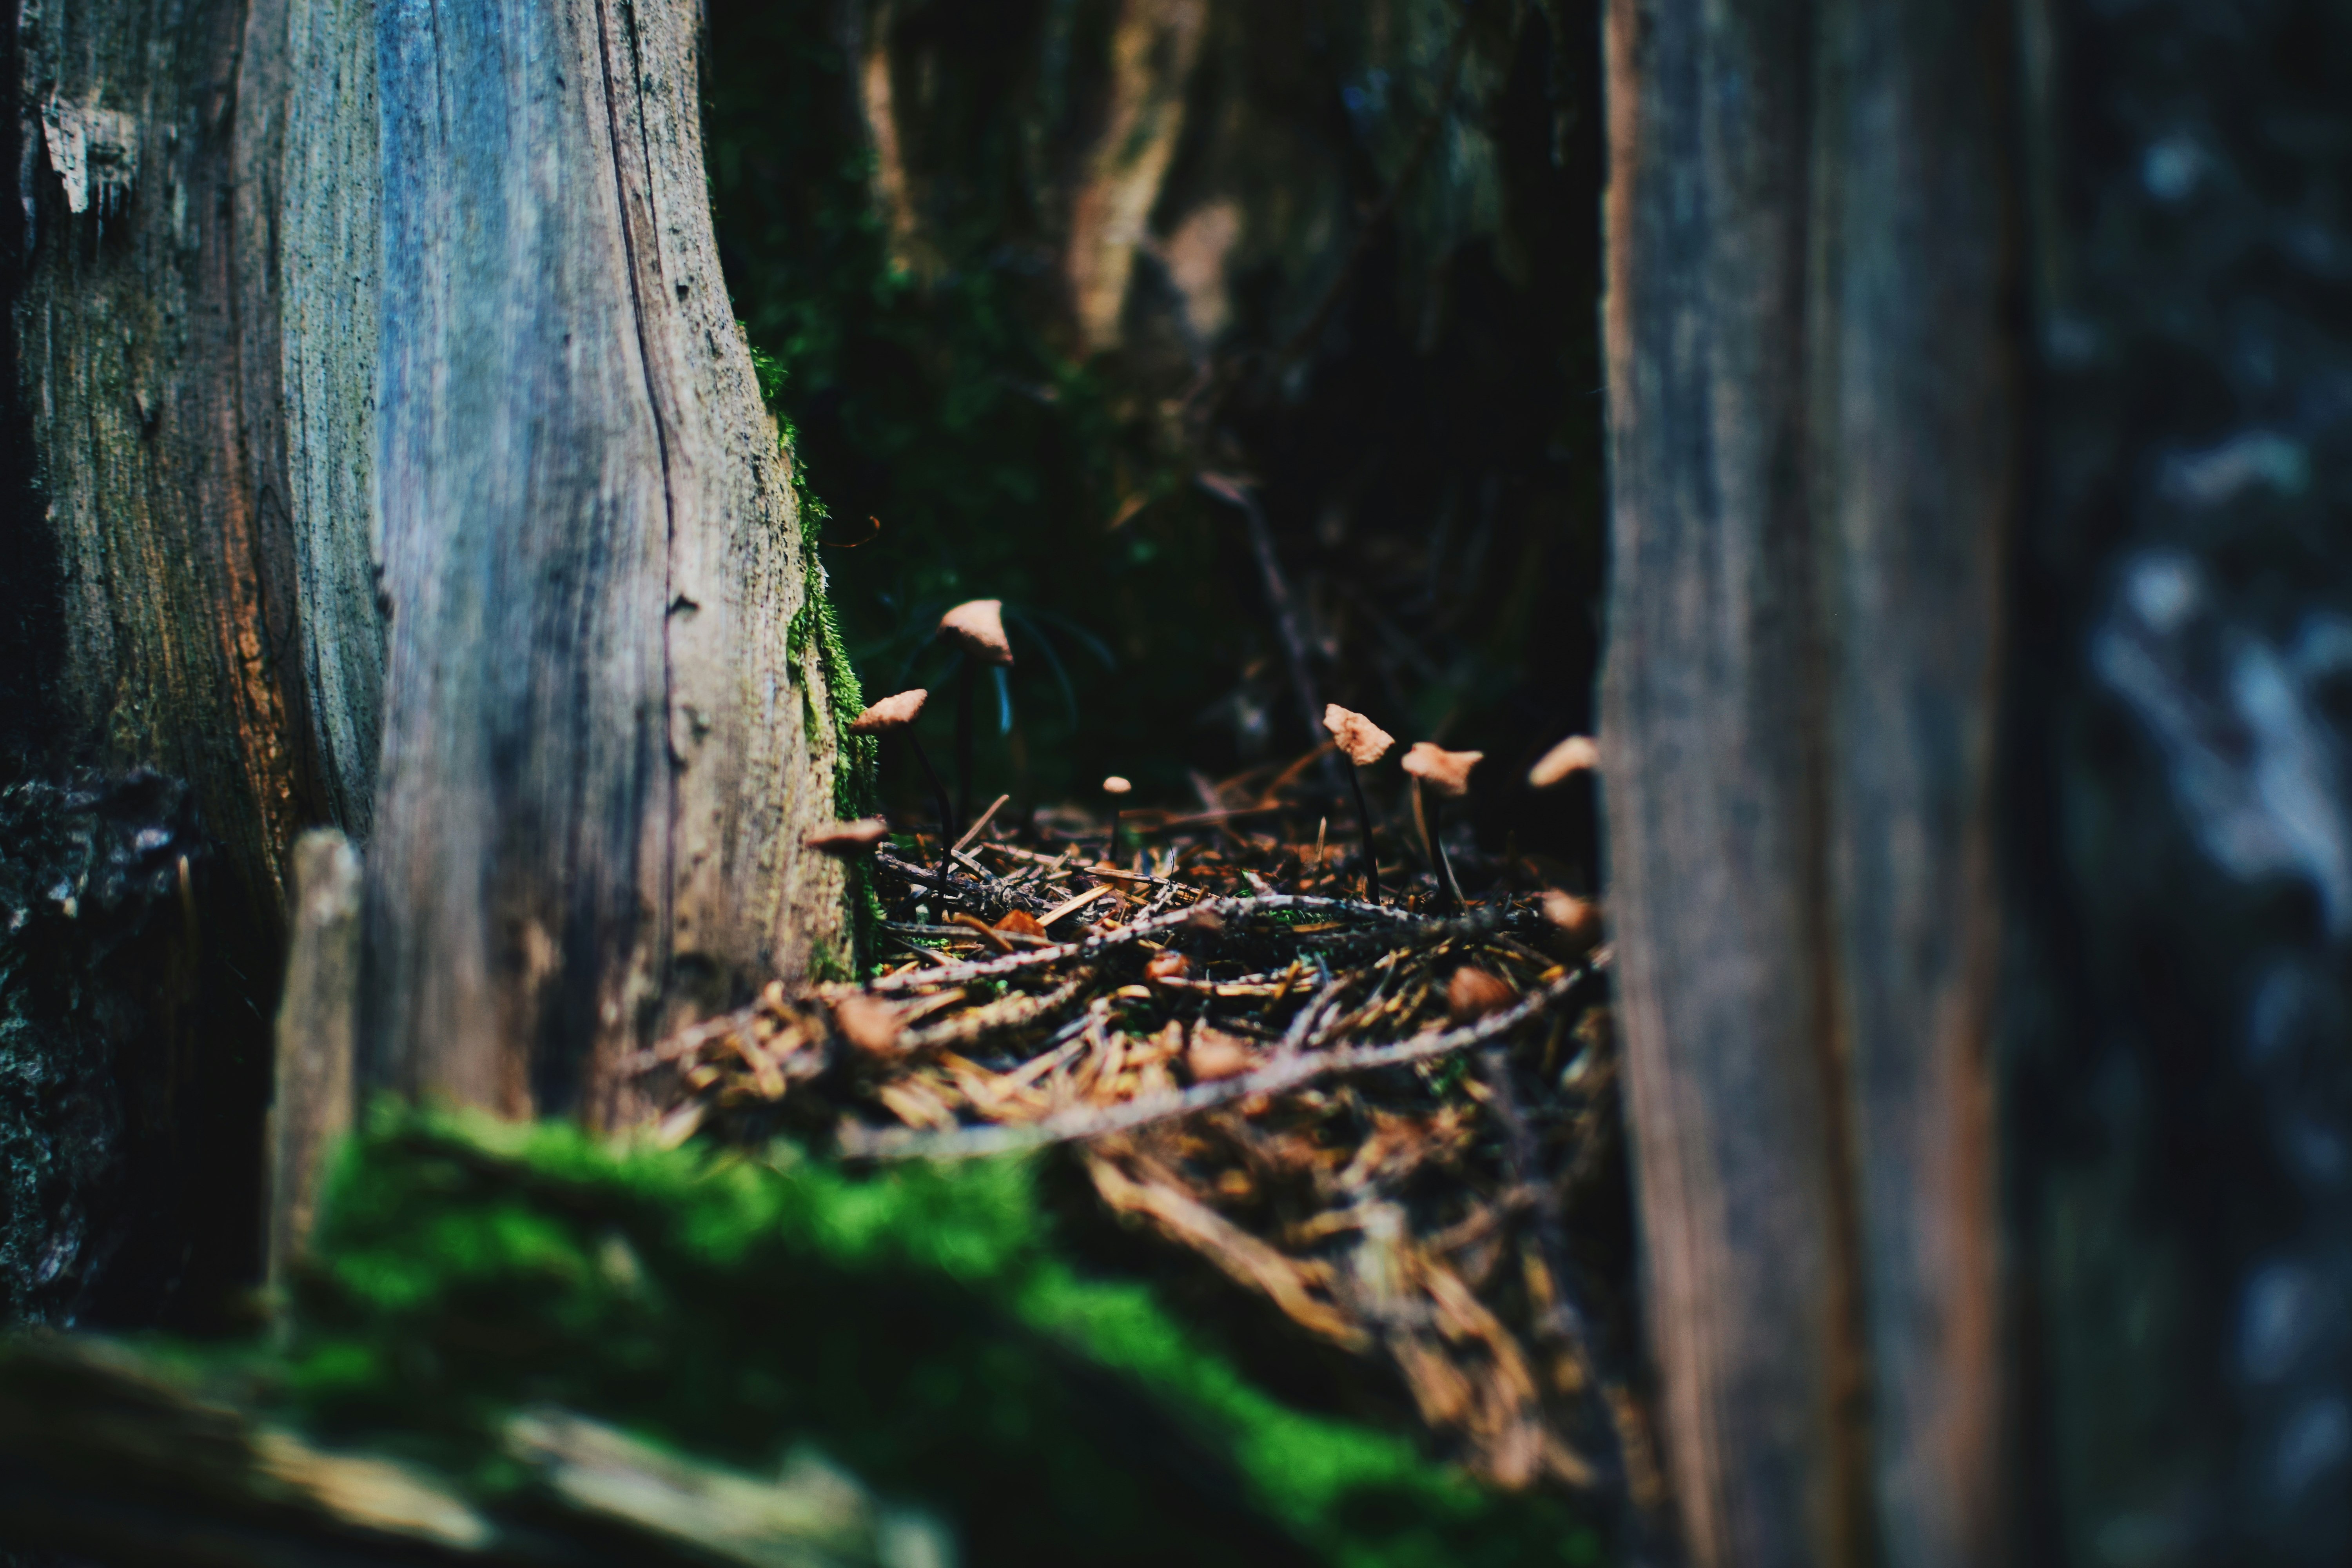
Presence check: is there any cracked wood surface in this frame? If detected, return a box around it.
[14,0,844,1154]
[368,0,845,1122]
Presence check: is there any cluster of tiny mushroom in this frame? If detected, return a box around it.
[802,599,1013,883]
[801,601,1602,932]
[1324,703,1599,913]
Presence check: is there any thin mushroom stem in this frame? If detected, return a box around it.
[1415,781,1465,910]
[901,733,957,886]
[1345,765,1382,904]
[953,658,976,835]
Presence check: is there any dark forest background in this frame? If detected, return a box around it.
[704,0,1604,877]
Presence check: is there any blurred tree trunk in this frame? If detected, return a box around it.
[3,0,846,1318]
[1601,2,2014,1564]
[4,0,371,1323]
[1608,0,2352,1564]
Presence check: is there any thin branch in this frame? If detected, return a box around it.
[1197,474,1342,796]
[837,964,1590,1160]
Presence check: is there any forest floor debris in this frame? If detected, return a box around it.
[637,750,1666,1532]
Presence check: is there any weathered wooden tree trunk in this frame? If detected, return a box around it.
[1601,2,2014,1563]
[4,0,847,1314]
[366,0,848,1121]
[5,0,361,1321]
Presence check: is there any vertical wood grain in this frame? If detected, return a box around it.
[1602,1,2014,1563]
[367,0,845,1122]
[9,0,371,1310]
[14,0,314,927]
[269,829,359,1287]
[277,0,387,838]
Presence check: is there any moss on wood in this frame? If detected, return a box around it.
[264,1107,1599,1566]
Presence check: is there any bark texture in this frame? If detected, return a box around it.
[367,0,846,1122]
[8,0,842,1317]
[1601,2,2014,1564]
[0,773,209,1325]
[275,0,387,837]
[13,0,321,915]
[5,0,380,1323]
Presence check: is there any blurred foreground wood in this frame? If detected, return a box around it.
[0,1337,946,1568]
[1602,1,2011,1564]
[6,0,853,1327]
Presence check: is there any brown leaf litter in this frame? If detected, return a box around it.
[631,759,1662,1521]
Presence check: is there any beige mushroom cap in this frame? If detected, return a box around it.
[1528,734,1600,789]
[1323,704,1396,767]
[805,817,891,855]
[849,689,928,734]
[1187,1025,1256,1083]
[1401,742,1483,799]
[1102,775,1133,795]
[831,993,904,1056]
[938,599,1014,665]
[1542,888,1604,951]
[1446,965,1517,1023]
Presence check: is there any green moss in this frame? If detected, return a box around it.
[279,1107,1599,1566]
[753,341,886,972]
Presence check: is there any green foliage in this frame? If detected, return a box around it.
[284,1107,1600,1567]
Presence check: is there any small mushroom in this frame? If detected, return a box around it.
[804,817,891,856]
[1402,742,1483,908]
[937,599,1014,666]
[848,689,955,886]
[1541,889,1604,955]
[1325,705,1395,768]
[1446,965,1516,1024]
[937,600,1014,832]
[849,688,929,734]
[1528,734,1599,789]
[1323,704,1395,903]
[1103,775,1133,858]
[831,993,904,1056]
[1187,1025,1256,1083]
